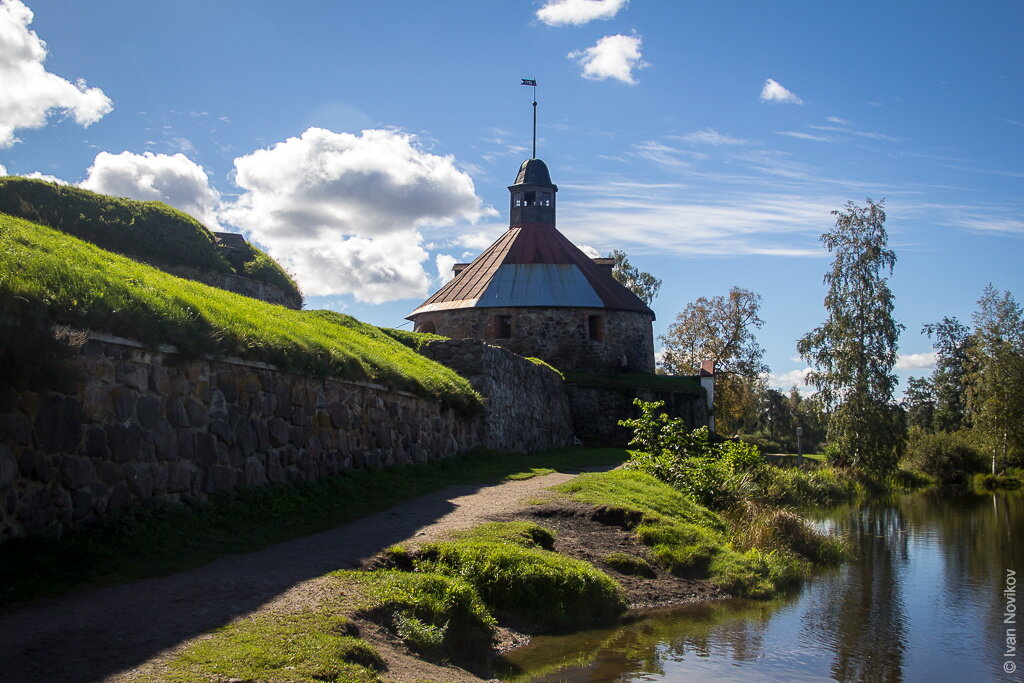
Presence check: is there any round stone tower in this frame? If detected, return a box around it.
[407,158,655,374]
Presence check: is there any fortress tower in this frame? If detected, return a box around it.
[407,158,655,374]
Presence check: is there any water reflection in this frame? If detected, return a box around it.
[497,489,1023,682]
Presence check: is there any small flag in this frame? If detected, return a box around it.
[521,78,537,86]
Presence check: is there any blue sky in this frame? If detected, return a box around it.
[2,0,1022,394]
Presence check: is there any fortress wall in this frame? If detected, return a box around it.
[0,331,568,542]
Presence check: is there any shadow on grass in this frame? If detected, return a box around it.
[0,447,626,683]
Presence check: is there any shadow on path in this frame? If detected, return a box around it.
[0,483,488,683]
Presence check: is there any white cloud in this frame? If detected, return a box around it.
[537,0,628,26]
[80,151,222,229]
[826,116,851,125]
[454,226,504,251]
[221,127,490,303]
[777,131,836,143]
[759,78,803,105]
[767,367,813,392]
[0,0,112,147]
[676,128,748,146]
[0,161,6,174]
[435,253,457,285]
[578,244,601,258]
[895,352,937,371]
[569,34,647,84]
[21,170,67,184]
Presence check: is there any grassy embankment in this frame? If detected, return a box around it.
[0,211,477,410]
[159,465,852,682]
[0,176,300,301]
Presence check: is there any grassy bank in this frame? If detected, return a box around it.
[0,447,628,608]
[0,176,300,300]
[553,470,845,599]
[0,212,478,409]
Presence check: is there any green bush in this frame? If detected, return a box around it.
[903,428,985,484]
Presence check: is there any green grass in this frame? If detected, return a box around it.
[551,470,832,599]
[0,212,479,409]
[0,176,301,300]
[168,610,385,683]
[563,371,704,396]
[414,539,626,629]
[344,569,496,659]
[0,447,628,608]
[448,520,556,550]
[602,552,656,577]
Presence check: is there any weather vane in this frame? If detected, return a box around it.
[521,78,537,159]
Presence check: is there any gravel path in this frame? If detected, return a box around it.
[0,471,585,683]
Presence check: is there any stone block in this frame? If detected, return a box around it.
[17,450,51,483]
[111,387,136,423]
[125,463,155,498]
[105,424,141,463]
[0,445,16,489]
[176,430,195,461]
[117,364,149,392]
[185,398,208,429]
[153,419,177,461]
[268,418,289,448]
[35,396,81,454]
[136,395,161,429]
[0,414,32,445]
[167,399,190,428]
[195,433,217,466]
[209,418,234,444]
[244,456,266,486]
[60,455,94,490]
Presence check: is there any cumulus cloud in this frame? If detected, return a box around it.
[759,78,803,105]
[537,0,628,26]
[895,352,937,371]
[21,170,67,184]
[0,0,112,147]
[767,367,813,392]
[569,34,647,84]
[221,127,490,303]
[0,161,6,175]
[80,151,222,229]
[435,253,458,285]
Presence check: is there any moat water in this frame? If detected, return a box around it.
[496,489,1023,682]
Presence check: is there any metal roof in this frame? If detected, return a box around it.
[513,158,554,187]
[407,223,655,318]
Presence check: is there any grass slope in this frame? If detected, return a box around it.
[0,212,477,409]
[0,177,300,301]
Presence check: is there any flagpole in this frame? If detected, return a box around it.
[532,85,537,159]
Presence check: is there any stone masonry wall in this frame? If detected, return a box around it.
[413,307,655,374]
[0,331,569,543]
[567,384,709,446]
[419,339,573,452]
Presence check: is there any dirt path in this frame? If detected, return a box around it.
[0,471,587,683]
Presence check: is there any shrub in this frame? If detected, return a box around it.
[903,428,985,484]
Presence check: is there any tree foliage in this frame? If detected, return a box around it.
[797,199,905,474]
[609,249,662,306]
[659,287,768,435]
[965,285,1024,467]
[921,316,970,432]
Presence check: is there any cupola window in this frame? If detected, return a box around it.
[493,314,513,339]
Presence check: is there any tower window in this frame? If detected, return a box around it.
[588,315,604,341]
[539,191,551,206]
[493,314,513,339]
[514,192,524,207]
[524,191,536,205]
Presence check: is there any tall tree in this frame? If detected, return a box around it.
[921,316,970,432]
[965,285,1024,468]
[902,376,936,431]
[660,286,768,434]
[797,199,905,474]
[609,249,662,306]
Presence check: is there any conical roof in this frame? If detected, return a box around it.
[407,223,654,317]
[514,158,554,186]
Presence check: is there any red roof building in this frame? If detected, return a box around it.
[407,158,655,374]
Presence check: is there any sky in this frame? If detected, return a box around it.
[2,0,1022,396]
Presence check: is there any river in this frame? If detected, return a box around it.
[496,488,1023,682]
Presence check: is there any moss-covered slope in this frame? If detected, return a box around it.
[0,176,300,302]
